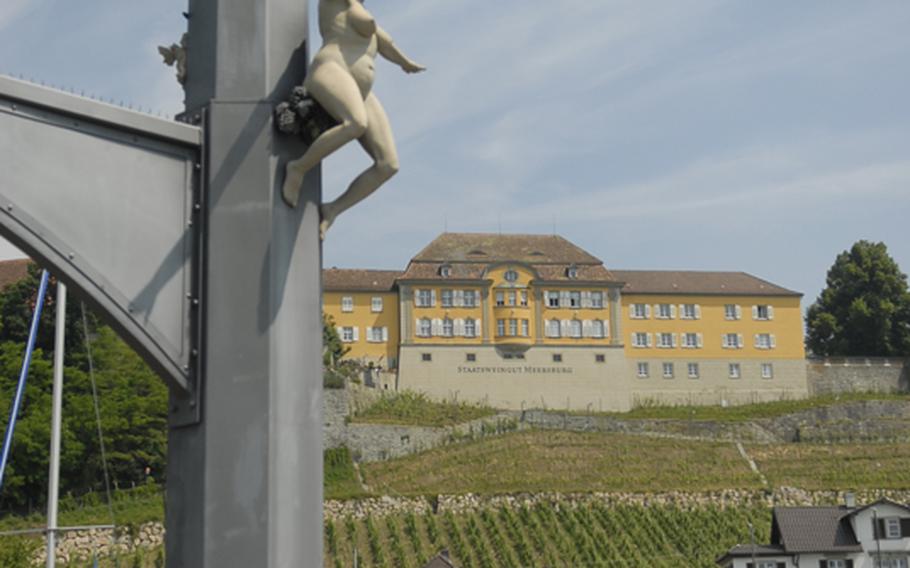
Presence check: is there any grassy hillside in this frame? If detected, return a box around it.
[324,503,771,568]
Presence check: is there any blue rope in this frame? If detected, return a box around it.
[0,269,51,492]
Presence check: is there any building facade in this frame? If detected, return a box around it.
[323,233,808,411]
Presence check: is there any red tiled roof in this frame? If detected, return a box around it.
[611,270,800,296]
[322,269,400,291]
[0,258,31,290]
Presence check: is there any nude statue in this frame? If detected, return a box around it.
[281,0,425,239]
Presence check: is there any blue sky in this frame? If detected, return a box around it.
[1,1,908,313]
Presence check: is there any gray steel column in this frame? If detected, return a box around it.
[46,282,66,568]
[166,1,322,567]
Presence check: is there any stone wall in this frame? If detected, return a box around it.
[807,357,909,396]
[32,522,163,565]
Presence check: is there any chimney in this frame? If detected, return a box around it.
[845,492,856,508]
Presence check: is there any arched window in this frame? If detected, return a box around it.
[418,318,432,337]
[569,319,582,338]
[442,318,454,337]
[464,318,476,338]
[504,269,519,282]
[547,319,561,338]
[566,265,578,279]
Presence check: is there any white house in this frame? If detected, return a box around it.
[718,499,910,568]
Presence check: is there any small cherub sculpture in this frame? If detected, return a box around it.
[158,33,188,85]
[281,0,425,239]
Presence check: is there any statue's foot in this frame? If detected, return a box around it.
[319,204,335,241]
[282,164,303,208]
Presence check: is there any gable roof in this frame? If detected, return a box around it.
[0,258,31,290]
[716,543,786,564]
[411,233,603,265]
[611,270,801,297]
[771,506,862,553]
[422,550,458,568]
[322,269,400,292]
[846,498,910,518]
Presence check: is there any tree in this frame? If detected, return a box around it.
[806,240,910,357]
[323,313,348,367]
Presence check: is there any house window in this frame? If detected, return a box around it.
[368,327,386,342]
[371,296,383,312]
[881,559,908,568]
[569,320,582,338]
[591,291,604,308]
[595,354,605,363]
[724,333,742,349]
[547,319,561,338]
[552,354,563,363]
[508,318,518,336]
[521,319,530,337]
[637,362,649,378]
[507,291,517,306]
[886,517,902,539]
[442,318,454,337]
[547,291,560,308]
[496,319,506,336]
[441,289,454,307]
[756,333,774,349]
[591,320,605,338]
[658,333,674,348]
[756,563,780,568]
[724,304,740,320]
[729,363,741,379]
[520,290,528,306]
[657,304,672,319]
[418,318,432,337]
[504,269,519,282]
[687,363,699,379]
[416,289,433,307]
[567,265,578,279]
[681,304,698,320]
[341,327,355,342]
[439,265,451,278]
[631,303,648,319]
[464,318,476,338]
[826,560,847,568]
[495,291,505,307]
[754,304,771,320]
[463,290,477,307]
[569,291,581,308]
[662,362,674,378]
[341,296,354,312]
[421,353,432,362]
[683,333,699,348]
[633,332,649,348]
[465,353,476,362]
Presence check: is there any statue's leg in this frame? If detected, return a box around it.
[320,94,399,238]
[282,63,369,207]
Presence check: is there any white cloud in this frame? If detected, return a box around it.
[0,0,37,32]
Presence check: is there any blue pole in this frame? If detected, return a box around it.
[0,269,51,492]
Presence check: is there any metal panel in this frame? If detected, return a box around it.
[0,75,201,397]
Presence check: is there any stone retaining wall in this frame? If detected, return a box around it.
[808,358,908,396]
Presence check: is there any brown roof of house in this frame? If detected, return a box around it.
[322,269,400,291]
[411,233,603,265]
[770,506,862,554]
[0,258,31,290]
[398,261,617,283]
[611,270,801,297]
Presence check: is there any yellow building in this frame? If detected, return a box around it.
[323,233,808,410]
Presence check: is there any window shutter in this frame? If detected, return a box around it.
[581,291,591,308]
[336,326,343,338]
[561,319,570,335]
[722,334,729,348]
[697,333,703,348]
[671,333,678,348]
[454,319,464,336]
[603,319,610,337]
[737,334,744,349]
[414,319,421,336]
[670,304,677,319]
[900,518,910,537]
[875,518,886,539]
[454,290,464,307]
[544,290,550,306]
[582,320,591,337]
[382,327,389,342]
[631,332,637,346]
[694,304,701,319]
[645,304,652,319]
[352,327,359,342]
[752,305,759,319]
[770,334,777,348]
[768,305,775,320]
[415,291,423,307]
[735,305,742,319]
[646,333,653,347]
[432,319,441,336]
[818,562,826,568]
[754,334,759,348]
[845,560,853,568]
[777,563,785,568]
[430,290,437,306]
[475,319,482,335]
[746,563,754,568]
[558,291,568,307]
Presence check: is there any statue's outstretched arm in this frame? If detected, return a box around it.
[376,26,426,74]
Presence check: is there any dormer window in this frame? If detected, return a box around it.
[566,265,578,279]
[439,265,452,278]
[504,269,518,283]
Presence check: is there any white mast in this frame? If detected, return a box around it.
[46,281,66,568]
